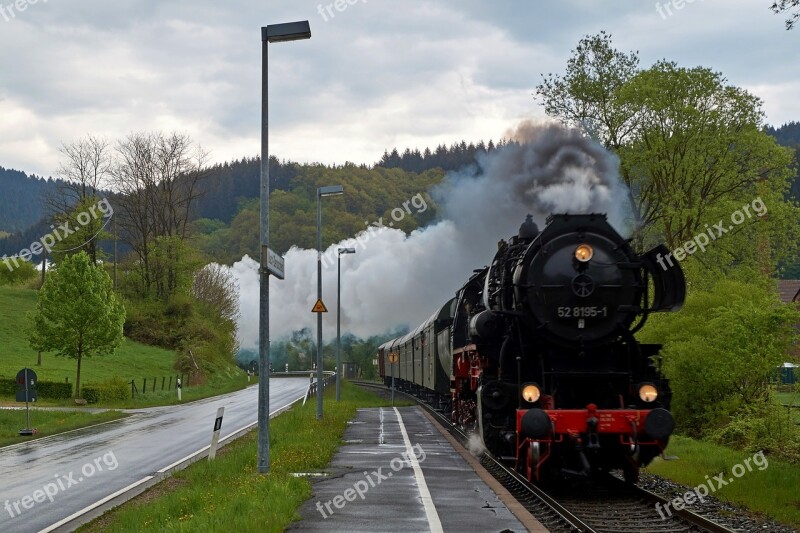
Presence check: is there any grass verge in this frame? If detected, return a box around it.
[79,382,412,532]
[0,409,128,448]
[645,435,800,527]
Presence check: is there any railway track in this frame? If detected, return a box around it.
[353,380,738,533]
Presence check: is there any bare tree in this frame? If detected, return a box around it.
[47,135,112,263]
[57,135,111,201]
[111,132,157,295]
[111,131,208,298]
[153,132,209,239]
[192,263,239,324]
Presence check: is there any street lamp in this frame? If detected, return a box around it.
[336,247,356,401]
[258,20,311,475]
[317,185,344,419]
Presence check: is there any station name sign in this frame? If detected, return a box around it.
[264,246,285,280]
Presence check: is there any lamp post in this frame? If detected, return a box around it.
[336,247,356,401]
[258,20,311,475]
[317,185,344,419]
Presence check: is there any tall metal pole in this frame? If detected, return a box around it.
[38,253,45,366]
[257,28,272,473]
[24,368,30,430]
[113,214,117,291]
[316,193,323,419]
[336,252,341,401]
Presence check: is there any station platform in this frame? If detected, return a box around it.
[289,406,547,532]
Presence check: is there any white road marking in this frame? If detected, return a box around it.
[37,476,154,533]
[393,407,443,533]
[379,407,385,445]
[37,388,306,533]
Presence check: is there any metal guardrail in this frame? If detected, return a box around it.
[303,373,336,405]
[273,371,335,378]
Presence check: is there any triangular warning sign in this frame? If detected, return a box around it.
[311,299,328,313]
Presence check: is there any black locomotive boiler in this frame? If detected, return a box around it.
[378,213,685,482]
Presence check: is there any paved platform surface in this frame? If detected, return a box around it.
[290,406,543,532]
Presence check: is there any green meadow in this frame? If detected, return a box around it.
[0,286,209,405]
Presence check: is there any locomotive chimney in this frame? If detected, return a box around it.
[518,214,539,240]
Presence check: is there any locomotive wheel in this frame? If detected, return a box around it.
[527,443,538,481]
[622,463,640,484]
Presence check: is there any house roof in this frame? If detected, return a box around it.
[778,280,800,304]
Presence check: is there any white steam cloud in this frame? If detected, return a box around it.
[230,121,634,349]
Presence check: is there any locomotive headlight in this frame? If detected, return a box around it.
[638,384,658,403]
[521,383,541,403]
[575,244,594,262]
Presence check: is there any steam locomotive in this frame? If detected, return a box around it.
[377,213,685,483]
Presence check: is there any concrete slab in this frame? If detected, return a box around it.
[289,406,542,532]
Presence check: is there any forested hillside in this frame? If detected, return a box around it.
[375,139,508,173]
[766,121,800,201]
[192,156,302,224]
[0,167,64,232]
[191,140,501,226]
[190,164,443,263]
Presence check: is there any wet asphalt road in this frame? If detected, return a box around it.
[0,378,309,533]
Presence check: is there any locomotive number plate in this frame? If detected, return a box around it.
[557,306,608,318]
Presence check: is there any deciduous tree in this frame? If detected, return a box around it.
[535,31,640,150]
[639,279,799,436]
[28,251,125,399]
[536,33,799,271]
[771,0,800,29]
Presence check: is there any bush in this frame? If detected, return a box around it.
[709,402,800,464]
[81,377,130,404]
[124,295,200,350]
[639,279,800,436]
[99,377,130,402]
[82,386,100,404]
[0,260,38,286]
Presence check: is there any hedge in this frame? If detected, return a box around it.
[0,378,73,399]
[81,377,129,404]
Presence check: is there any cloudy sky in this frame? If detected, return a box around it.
[0,0,797,177]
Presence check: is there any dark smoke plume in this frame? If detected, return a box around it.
[229,121,635,348]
